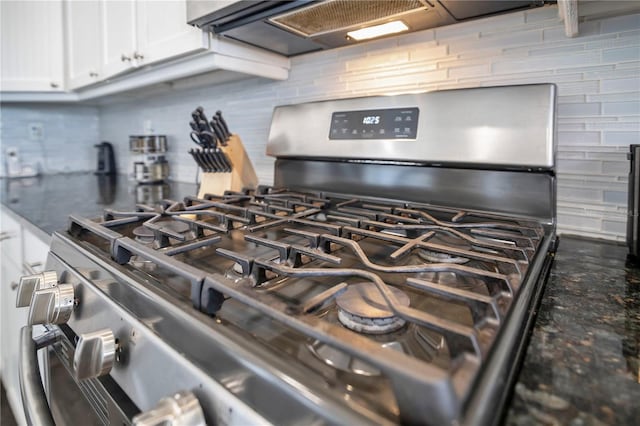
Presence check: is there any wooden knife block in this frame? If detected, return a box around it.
[197,135,258,198]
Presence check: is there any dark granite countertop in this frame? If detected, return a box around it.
[1,172,196,238]
[1,172,638,424]
[506,236,640,425]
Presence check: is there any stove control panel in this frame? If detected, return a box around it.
[74,329,116,380]
[329,107,419,140]
[132,391,205,426]
[17,270,75,326]
[15,270,58,307]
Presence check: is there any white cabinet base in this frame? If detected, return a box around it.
[0,206,51,426]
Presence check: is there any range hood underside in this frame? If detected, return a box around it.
[194,1,545,56]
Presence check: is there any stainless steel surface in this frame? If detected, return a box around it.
[628,144,639,256]
[462,234,554,426]
[45,325,140,425]
[56,183,552,424]
[43,244,283,425]
[22,261,43,275]
[188,0,541,57]
[267,84,556,169]
[274,159,556,223]
[16,270,57,308]
[135,183,170,204]
[27,282,74,326]
[132,391,206,426]
[133,161,169,183]
[33,84,557,425]
[129,135,167,154]
[18,326,56,426]
[73,329,116,380]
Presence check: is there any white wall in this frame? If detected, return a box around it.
[0,104,99,176]
[99,6,639,241]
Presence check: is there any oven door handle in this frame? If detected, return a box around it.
[19,326,58,426]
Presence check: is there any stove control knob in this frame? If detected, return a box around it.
[27,282,75,326]
[132,391,206,426]
[73,329,116,380]
[16,270,58,308]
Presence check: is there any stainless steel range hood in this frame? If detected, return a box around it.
[188,0,546,56]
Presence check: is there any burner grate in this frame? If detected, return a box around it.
[67,187,549,424]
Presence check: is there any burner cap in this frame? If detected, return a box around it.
[133,221,191,237]
[133,226,155,245]
[336,282,410,334]
[418,249,469,264]
[133,226,154,238]
[155,220,190,234]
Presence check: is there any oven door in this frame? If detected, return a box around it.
[19,324,138,426]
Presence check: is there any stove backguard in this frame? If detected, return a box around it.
[267,84,557,225]
[274,159,556,224]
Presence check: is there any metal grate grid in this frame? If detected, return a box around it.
[66,186,546,423]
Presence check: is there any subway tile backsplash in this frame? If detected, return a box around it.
[5,5,640,242]
[0,104,99,176]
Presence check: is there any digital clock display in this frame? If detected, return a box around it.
[329,107,419,140]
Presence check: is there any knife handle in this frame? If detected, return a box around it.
[216,111,231,139]
[210,118,227,146]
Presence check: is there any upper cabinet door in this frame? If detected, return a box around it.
[101,0,137,79]
[65,0,103,90]
[135,0,207,67]
[0,0,64,91]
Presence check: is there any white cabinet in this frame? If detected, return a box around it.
[0,206,51,426]
[0,256,26,426]
[0,207,21,379]
[136,0,206,66]
[65,0,103,89]
[0,206,27,426]
[0,206,23,266]
[2,0,289,99]
[0,0,65,92]
[101,0,138,79]
[65,0,207,90]
[23,229,51,272]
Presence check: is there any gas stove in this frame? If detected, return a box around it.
[16,84,557,425]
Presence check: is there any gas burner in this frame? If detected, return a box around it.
[336,283,410,334]
[152,220,190,235]
[307,327,446,377]
[417,249,469,264]
[308,340,403,377]
[132,220,193,249]
[223,262,246,283]
[133,226,155,245]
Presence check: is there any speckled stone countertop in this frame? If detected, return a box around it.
[506,236,640,425]
[1,173,639,424]
[1,172,196,238]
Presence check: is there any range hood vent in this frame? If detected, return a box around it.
[188,0,545,57]
[270,0,427,37]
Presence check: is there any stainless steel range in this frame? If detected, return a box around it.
[16,84,557,425]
